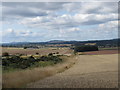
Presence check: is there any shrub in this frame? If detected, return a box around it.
[2,52,9,57]
[40,56,48,61]
[56,52,59,54]
[24,47,27,49]
[2,54,63,71]
[48,53,53,56]
[36,52,39,55]
[33,61,55,67]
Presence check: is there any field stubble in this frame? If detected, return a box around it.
[27,54,118,88]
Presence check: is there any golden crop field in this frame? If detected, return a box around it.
[2,47,73,56]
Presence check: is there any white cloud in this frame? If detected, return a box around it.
[58,27,80,38]
[6,28,14,33]
[68,27,80,32]
[2,29,34,37]
[2,2,119,42]
[99,20,118,29]
[2,28,15,36]
[2,2,118,21]
[19,13,117,30]
[79,2,117,14]
[3,2,118,30]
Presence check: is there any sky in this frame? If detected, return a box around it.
[1,2,119,43]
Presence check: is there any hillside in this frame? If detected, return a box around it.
[1,38,120,47]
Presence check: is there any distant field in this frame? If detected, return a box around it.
[99,47,118,50]
[83,50,118,55]
[2,47,73,56]
[1,47,119,56]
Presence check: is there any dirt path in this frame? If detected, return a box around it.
[27,54,118,88]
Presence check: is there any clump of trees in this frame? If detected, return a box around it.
[2,53,62,71]
[48,53,53,56]
[74,45,98,53]
[36,52,39,55]
[2,55,35,69]
[2,52,9,57]
[24,47,27,49]
[56,52,59,54]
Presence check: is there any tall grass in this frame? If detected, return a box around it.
[2,55,76,88]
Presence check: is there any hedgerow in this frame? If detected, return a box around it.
[2,54,62,71]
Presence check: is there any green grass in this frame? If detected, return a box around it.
[3,61,56,73]
[31,61,55,67]
[3,66,22,73]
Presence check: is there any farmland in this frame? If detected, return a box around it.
[1,1,119,89]
[2,47,74,72]
[2,55,77,88]
[1,44,119,88]
[82,49,118,55]
[2,46,75,88]
[27,54,118,88]
[2,47,73,56]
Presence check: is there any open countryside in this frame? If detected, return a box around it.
[1,2,119,89]
[2,39,119,88]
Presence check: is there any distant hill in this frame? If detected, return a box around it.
[74,39,119,47]
[1,38,120,47]
[47,40,65,43]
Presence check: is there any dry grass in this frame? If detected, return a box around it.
[3,68,55,88]
[77,52,85,55]
[2,55,77,88]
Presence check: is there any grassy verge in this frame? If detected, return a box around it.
[2,55,77,88]
[3,60,61,73]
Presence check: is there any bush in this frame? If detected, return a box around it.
[2,54,62,71]
[2,52,9,57]
[33,61,55,67]
[24,47,27,49]
[74,45,98,53]
[56,52,59,54]
[2,55,35,70]
[48,53,53,56]
[40,56,48,61]
[39,55,62,63]
[36,52,39,55]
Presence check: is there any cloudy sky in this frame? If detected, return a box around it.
[1,2,118,43]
